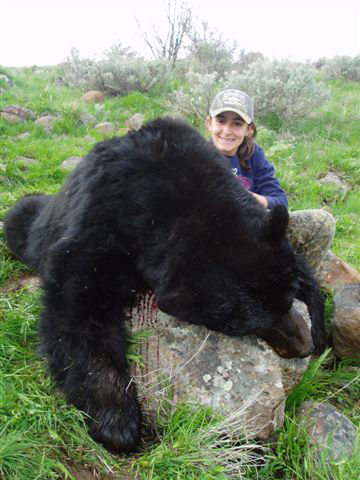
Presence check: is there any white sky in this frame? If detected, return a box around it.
[1,0,359,67]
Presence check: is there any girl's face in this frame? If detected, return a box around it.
[206,111,250,156]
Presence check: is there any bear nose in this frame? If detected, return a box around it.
[297,341,315,358]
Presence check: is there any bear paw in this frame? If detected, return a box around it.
[87,399,142,453]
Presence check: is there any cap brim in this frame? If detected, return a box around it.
[209,107,252,124]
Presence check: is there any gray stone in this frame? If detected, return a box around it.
[15,156,38,169]
[318,172,349,192]
[296,401,356,461]
[35,115,58,133]
[333,284,360,358]
[1,105,36,120]
[129,294,311,439]
[16,132,31,140]
[80,112,97,127]
[1,112,22,123]
[94,122,116,134]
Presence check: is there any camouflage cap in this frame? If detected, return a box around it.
[209,89,254,124]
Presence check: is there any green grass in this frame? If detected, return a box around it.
[0,67,359,479]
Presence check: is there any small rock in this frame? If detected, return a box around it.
[317,251,360,288]
[15,156,38,169]
[125,113,145,131]
[297,401,356,461]
[1,105,36,120]
[17,132,31,140]
[61,156,83,170]
[333,284,360,358]
[81,91,104,104]
[35,115,58,133]
[94,122,116,134]
[319,172,349,192]
[80,112,97,127]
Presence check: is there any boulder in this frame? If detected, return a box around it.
[317,251,360,288]
[81,91,104,104]
[129,294,312,439]
[332,284,360,358]
[296,401,356,461]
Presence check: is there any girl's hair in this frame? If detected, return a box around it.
[237,123,257,171]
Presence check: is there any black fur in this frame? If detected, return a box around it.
[4,116,326,452]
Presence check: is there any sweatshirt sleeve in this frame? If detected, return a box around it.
[252,146,288,209]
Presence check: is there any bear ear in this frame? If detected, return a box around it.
[262,204,289,244]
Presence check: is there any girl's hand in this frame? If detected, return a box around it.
[251,192,268,208]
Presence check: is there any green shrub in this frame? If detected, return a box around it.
[62,45,172,96]
[223,60,330,121]
[318,55,360,82]
[0,66,15,90]
[168,71,219,120]
[186,28,236,78]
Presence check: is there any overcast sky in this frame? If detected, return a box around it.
[1,0,359,67]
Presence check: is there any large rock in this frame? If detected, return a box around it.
[332,284,360,358]
[317,251,360,288]
[129,294,312,439]
[296,401,356,461]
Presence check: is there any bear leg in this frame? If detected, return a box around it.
[39,238,142,453]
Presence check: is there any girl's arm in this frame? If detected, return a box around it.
[252,146,288,209]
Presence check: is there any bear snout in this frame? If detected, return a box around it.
[260,306,314,359]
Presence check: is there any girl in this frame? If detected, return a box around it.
[206,88,335,273]
[206,88,287,209]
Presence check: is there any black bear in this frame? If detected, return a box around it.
[4,117,325,453]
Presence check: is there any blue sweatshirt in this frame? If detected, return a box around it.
[225,145,288,209]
